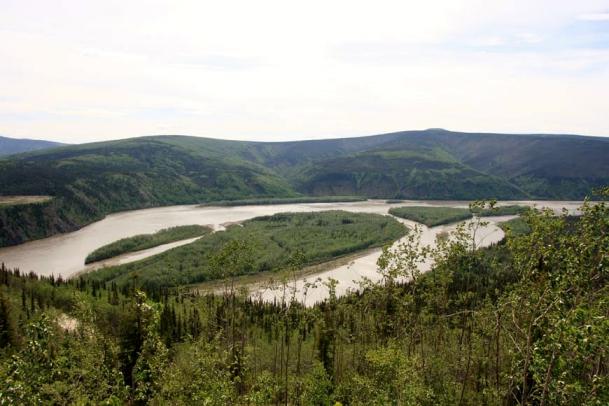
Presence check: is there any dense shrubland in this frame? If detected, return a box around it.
[0,197,607,404]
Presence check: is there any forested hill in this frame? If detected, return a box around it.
[0,135,65,156]
[1,129,608,246]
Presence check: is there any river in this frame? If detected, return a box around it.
[0,200,582,304]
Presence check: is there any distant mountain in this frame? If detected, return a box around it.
[1,129,608,246]
[0,135,65,156]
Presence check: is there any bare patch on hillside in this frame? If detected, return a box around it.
[0,195,52,207]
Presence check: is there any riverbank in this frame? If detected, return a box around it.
[0,200,582,301]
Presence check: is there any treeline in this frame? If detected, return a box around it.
[0,199,607,404]
[199,196,366,207]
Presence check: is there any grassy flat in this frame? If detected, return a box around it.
[85,225,212,264]
[83,211,408,289]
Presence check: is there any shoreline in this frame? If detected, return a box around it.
[191,247,380,295]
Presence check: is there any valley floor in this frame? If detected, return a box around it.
[0,199,580,304]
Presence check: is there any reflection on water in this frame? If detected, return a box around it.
[0,200,582,303]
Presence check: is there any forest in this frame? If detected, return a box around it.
[0,196,607,405]
[0,196,609,405]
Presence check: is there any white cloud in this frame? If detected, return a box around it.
[1,0,609,143]
[578,12,609,20]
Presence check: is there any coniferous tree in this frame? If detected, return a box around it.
[0,291,18,347]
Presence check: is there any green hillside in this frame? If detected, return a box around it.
[294,151,521,199]
[0,137,295,246]
[1,129,608,246]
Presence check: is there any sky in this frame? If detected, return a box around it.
[1,0,609,143]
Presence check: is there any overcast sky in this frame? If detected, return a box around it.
[1,0,609,143]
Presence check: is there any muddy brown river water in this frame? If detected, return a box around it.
[0,200,582,304]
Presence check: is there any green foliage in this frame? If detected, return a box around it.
[499,201,609,404]
[335,345,430,405]
[132,291,169,403]
[0,313,127,404]
[85,225,212,263]
[0,290,19,347]
[154,339,235,404]
[0,198,608,404]
[300,362,333,405]
[84,211,407,290]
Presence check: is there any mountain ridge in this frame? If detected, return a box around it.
[1,128,608,246]
[0,135,65,156]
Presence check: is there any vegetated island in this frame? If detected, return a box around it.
[389,204,529,227]
[199,196,366,207]
[83,210,407,290]
[85,225,212,264]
